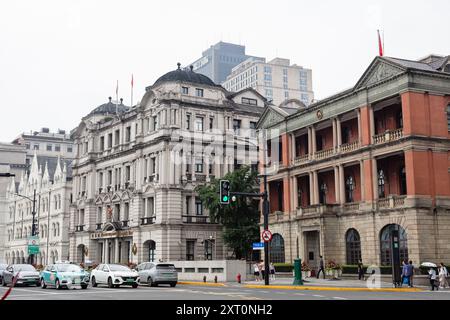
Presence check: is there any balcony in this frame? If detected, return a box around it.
[140,216,155,225]
[314,148,334,160]
[373,128,403,145]
[343,202,361,211]
[294,154,309,165]
[182,215,217,224]
[377,195,407,210]
[340,141,360,153]
[75,225,85,232]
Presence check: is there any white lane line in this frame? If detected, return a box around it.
[294,293,305,296]
[313,294,325,298]
[332,297,348,300]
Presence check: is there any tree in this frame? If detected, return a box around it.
[196,166,260,260]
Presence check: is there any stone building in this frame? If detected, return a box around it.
[3,152,72,265]
[257,54,450,268]
[69,64,265,265]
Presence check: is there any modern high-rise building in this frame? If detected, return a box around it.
[222,57,314,106]
[187,41,260,84]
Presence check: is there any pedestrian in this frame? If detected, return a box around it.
[438,262,449,289]
[401,259,410,287]
[408,260,414,287]
[428,267,439,291]
[357,259,365,280]
[316,255,325,279]
[259,262,265,281]
[269,262,276,280]
[253,262,260,282]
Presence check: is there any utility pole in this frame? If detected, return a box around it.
[262,128,270,286]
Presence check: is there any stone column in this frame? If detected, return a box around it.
[291,133,296,163]
[307,127,312,159]
[334,166,340,203]
[336,117,342,150]
[372,158,378,200]
[292,176,298,209]
[332,118,337,151]
[114,238,119,263]
[357,108,362,143]
[359,160,365,201]
[369,105,375,144]
[313,171,319,205]
[105,240,109,264]
[311,126,317,155]
[309,172,314,205]
[339,164,345,204]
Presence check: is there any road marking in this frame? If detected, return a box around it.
[313,294,325,298]
[294,293,305,296]
[332,297,348,300]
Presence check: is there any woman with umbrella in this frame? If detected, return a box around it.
[422,262,439,291]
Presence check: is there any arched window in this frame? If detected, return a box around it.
[52,223,56,237]
[378,169,385,198]
[143,240,156,262]
[345,176,355,203]
[56,223,60,236]
[269,233,285,263]
[54,195,58,210]
[380,224,408,266]
[345,229,361,265]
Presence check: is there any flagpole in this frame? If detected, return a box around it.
[116,80,119,116]
[131,74,134,108]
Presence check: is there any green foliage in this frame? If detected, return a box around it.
[341,265,393,275]
[196,166,260,260]
[273,263,294,272]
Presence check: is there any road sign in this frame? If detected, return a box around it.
[261,230,272,242]
[27,236,40,255]
[252,242,264,250]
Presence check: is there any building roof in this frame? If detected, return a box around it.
[88,98,130,116]
[153,63,218,87]
[35,156,73,180]
[383,55,450,73]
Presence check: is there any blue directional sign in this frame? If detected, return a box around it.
[252,242,264,250]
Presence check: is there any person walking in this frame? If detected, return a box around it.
[401,259,410,287]
[428,267,439,291]
[316,256,325,279]
[269,263,276,280]
[259,262,265,281]
[408,260,415,287]
[357,259,365,280]
[438,262,449,289]
[253,262,260,282]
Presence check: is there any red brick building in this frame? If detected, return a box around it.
[257,54,450,268]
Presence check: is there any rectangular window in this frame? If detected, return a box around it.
[25,143,30,150]
[152,116,157,131]
[47,144,52,151]
[195,198,203,215]
[233,119,241,134]
[55,145,61,152]
[99,172,103,188]
[125,126,131,142]
[114,130,120,146]
[182,87,189,95]
[186,196,191,215]
[186,114,191,130]
[264,66,272,73]
[195,117,203,131]
[125,166,131,182]
[195,88,204,97]
[108,133,113,148]
[33,144,39,150]
[100,136,105,150]
[241,97,258,106]
[209,117,214,130]
[186,240,195,261]
[195,159,203,173]
[250,121,257,138]
[151,157,156,174]
[67,146,72,153]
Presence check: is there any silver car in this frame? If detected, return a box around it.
[137,262,177,287]
[2,264,40,287]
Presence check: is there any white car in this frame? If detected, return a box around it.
[90,264,139,288]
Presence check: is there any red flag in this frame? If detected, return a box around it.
[131,74,134,88]
[377,30,383,56]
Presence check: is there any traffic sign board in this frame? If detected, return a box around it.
[252,242,264,250]
[27,236,40,255]
[261,230,272,242]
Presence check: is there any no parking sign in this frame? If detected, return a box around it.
[261,230,272,242]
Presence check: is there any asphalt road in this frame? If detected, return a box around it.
[1,283,450,300]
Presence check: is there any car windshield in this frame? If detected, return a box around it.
[109,265,131,272]
[13,264,36,272]
[55,264,83,272]
[156,264,175,270]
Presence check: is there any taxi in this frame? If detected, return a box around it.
[40,263,89,289]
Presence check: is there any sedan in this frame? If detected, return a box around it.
[40,263,89,289]
[2,264,40,287]
[90,264,139,288]
[137,262,177,287]
[0,264,7,283]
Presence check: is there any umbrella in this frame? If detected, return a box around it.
[421,262,437,268]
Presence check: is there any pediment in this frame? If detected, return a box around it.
[94,196,103,205]
[257,107,286,129]
[122,191,131,201]
[111,193,121,202]
[102,194,112,204]
[354,57,405,89]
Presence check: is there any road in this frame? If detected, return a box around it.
[1,283,449,300]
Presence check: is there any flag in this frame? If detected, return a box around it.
[131,74,134,88]
[377,30,383,56]
[115,80,119,98]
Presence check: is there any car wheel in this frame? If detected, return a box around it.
[81,284,88,289]
[41,278,47,289]
[147,277,154,287]
[107,277,114,288]
[114,284,120,288]
[170,282,177,287]
[132,283,138,288]
[55,279,61,290]
[91,276,97,287]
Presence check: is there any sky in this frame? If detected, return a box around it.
[0,0,449,142]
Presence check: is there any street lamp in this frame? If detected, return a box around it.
[2,173,38,265]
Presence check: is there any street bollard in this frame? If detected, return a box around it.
[214,275,218,283]
[293,258,303,285]
[203,275,207,283]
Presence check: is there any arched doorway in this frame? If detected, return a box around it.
[77,244,86,263]
[345,228,361,265]
[269,233,285,263]
[380,224,408,266]
[143,240,156,262]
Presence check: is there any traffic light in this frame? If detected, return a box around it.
[219,180,230,204]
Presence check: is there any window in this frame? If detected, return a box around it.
[108,133,113,148]
[125,166,131,182]
[152,116,157,131]
[345,176,355,203]
[399,167,407,195]
[67,146,73,153]
[269,234,285,263]
[186,240,195,261]
[195,159,203,173]
[346,229,361,265]
[151,157,156,175]
[100,136,105,150]
[380,224,408,266]
[195,117,204,131]
[233,119,241,134]
[204,240,213,260]
[301,93,309,103]
[447,105,450,130]
[241,97,258,106]
[47,144,52,151]
[319,181,327,204]
[182,87,189,95]
[114,130,120,145]
[33,144,39,150]
[264,66,272,73]
[55,145,60,152]
[186,196,191,215]
[195,198,203,215]
[25,143,30,150]
[125,126,131,142]
[342,127,350,144]
[186,114,191,130]
[209,117,214,130]
[250,121,257,138]
[195,88,204,97]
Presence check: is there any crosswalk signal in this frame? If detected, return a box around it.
[220,180,230,204]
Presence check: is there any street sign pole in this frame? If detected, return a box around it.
[29,189,37,265]
[262,129,270,286]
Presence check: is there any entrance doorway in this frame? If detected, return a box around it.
[304,231,320,269]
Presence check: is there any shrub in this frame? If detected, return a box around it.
[273,263,294,272]
[341,265,393,275]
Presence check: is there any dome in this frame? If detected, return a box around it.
[153,63,217,87]
[88,97,130,116]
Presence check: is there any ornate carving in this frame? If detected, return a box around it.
[363,62,402,87]
[260,110,284,128]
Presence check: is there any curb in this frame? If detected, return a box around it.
[178,281,227,287]
[243,284,424,292]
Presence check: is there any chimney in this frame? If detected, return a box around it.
[190,65,194,72]
[177,62,181,70]
[108,96,112,102]
[120,98,123,104]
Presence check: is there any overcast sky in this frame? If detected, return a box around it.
[0,0,449,142]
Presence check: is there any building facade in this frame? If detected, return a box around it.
[257,54,450,268]
[188,41,259,84]
[3,153,72,265]
[69,65,265,265]
[0,143,27,263]
[12,128,75,176]
[222,57,314,106]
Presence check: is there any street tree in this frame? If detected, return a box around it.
[196,166,260,260]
